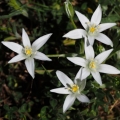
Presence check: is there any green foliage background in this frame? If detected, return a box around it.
[1,0,120,120]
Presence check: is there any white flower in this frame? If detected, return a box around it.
[63,4,116,47]
[2,28,52,78]
[67,42,120,85]
[50,68,90,113]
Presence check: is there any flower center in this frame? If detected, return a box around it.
[89,61,96,69]
[87,22,99,36]
[88,59,99,72]
[89,27,96,33]
[24,47,33,56]
[71,85,79,92]
[66,84,79,93]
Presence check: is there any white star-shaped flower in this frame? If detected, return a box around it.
[50,68,90,113]
[67,41,120,85]
[2,28,52,78]
[63,4,116,46]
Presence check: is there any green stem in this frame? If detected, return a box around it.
[47,54,65,57]
[70,18,77,29]
[41,64,53,77]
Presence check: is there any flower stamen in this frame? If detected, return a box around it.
[66,84,79,93]
[89,61,96,69]
[24,47,33,56]
[71,85,79,92]
[87,23,99,36]
[89,27,96,33]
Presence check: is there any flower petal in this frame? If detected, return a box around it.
[74,67,82,82]
[75,11,89,30]
[63,29,86,39]
[91,71,102,85]
[74,68,86,91]
[99,23,116,32]
[8,54,27,63]
[2,42,23,54]
[63,94,76,113]
[56,70,73,87]
[88,36,95,46]
[22,28,31,47]
[77,94,90,103]
[81,68,90,80]
[79,79,86,91]
[25,57,35,78]
[91,4,102,25]
[95,49,113,64]
[67,57,86,67]
[50,87,71,94]
[34,51,52,61]
[99,64,120,74]
[95,33,113,47]
[32,33,52,51]
[84,36,89,47]
[85,45,94,60]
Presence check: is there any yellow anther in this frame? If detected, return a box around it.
[71,85,79,92]
[89,27,96,33]
[89,61,96,69]
[25,47,32,56]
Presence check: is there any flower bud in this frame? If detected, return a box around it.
[98,45,105,52]
[116,50,120,59]
[64,0,74,18]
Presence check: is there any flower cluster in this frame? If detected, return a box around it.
[1,4,120,113]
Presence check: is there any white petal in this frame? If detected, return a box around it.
[91,71,102,85]
[56,70,73,87]
[85,45,94,60]
[95,49,113,64]
[67,57,86,67]
[50,87,71,94]
[99,64,120,74]
[88,36,95,46]
[34,51,52,61]
[75,11,89,30]
[99,23,116,32]
[22,28,31,47]
[84,36,88,47]
[74,68,87,91]
[81,68,90,80]
[79,79,86,91]
[77,94,90,103]
[63,29,86,39]
[25,58,35,78]
[32,33,52,51]
[8,54,27,63]
[91,4,102,25]
[95,33,113,47]
[63,94,76,113]
[2,42,23,54]
[74,67,82,81]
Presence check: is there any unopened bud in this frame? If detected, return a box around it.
[98,45,105,52]
[116,50,120,59]
[64,0,74,18]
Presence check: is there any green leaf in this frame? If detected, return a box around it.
[101,15,120,23]
[4,36,18,41]
[19,103,28,113]
[81,2,87,11]
[50,99,57,108]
